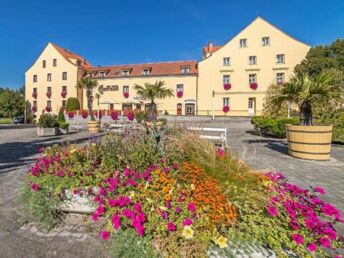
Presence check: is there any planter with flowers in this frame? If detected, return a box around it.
[36,114,58,137]
[45,106,51,113]
[61,91,67,98]
[123,92,129,99]
[32,106,37,113]
[46,92,52,99]
[32,92,37,99]
[250,82,258,90]
[224,83,231,91]
[223,105,230,114]
[177,91,183,98]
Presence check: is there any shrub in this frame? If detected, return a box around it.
[251,116,299,138]
[38,114,58,128]
[65,97,80,112]
[158,117,167,125]
[57,110,65,124]
[135,110,150,123]
[59,122,69,130]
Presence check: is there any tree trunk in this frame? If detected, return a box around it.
[87,90,95,121]
[300,100,313,126]
[150,100,157,122]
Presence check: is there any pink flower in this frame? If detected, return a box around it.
[319,237,331,248]
[96,206,105,216]
[291,234,303,245]
[38,147,44,153]
[167,222,176,231]
[136,226,144,236]
[91,212,99,222]
[188,202,196,212]
[314,186,326,195]
[163,167,170,173]
[175,207,182,213]
[216,148,225,159]
[308,242,317,252]
[108,199,119,207]
[133,203,142,212]
[323,227,337,240]
[172,163,178,170]
[122,208,131,218]
[266,205,278,217]
[56,170,63,177]
[30,183,39,191]
[322,203,340,217]
[183,218,193,226]
[111,213,121,230]
[99,230,110,240]
[289,220,299,230]
[162,211,169,220]
[166,201,171,209]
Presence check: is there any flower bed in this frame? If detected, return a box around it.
[19,129,343,257]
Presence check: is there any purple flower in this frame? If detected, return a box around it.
[266,205,278,217]
[99,188,107,196]
[38,147,44,153]
[163,167,170,173]
[167,222,176,231]
[291,234,303,245]
[99,230,110,240]
[124,168,130,177]
[175,207,182,213]
[289,220,299,230]
[166,201,171,209]
[162,211,169,220]
[172,163,178,170]
[308,242,317,252]
[188,202,196,212]
[314,186,326,195]
[136,225,144,236]
[183,218,193,226]
[319,237,331,248]
[30,183,39,191]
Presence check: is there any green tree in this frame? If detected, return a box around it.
[65,97,80,112]
[0,88,25,119]
[265,71,342,125]
[77,77,98,121]
[134,81,174,120]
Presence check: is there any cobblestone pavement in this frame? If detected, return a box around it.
[0,128,109,258]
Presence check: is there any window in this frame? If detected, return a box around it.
[33,87,37,94]
[249,56,257,65]
[123,85,129,93]
[249,74,257,83]
[53,59,57,67]
[142,69,150,76]
[223,75,230,84]
[47,100,51,108]
[223,57,231,66]
[223,98,230,107]
[240,39,247,48]
[47,73,51,81]
[33,101,37,107]
[99,71,106,78]
[62,86,67,92]
[262,37,270,46]
[176,84,184,92]
[122,70,130,76]
[42,60,46,68]
[181,66,190,74]
[33,75,37,83]
[276,73,285,84]
[248,98,253,109]
[276,54,285,63]
[62,100,66,108]
[47,87,52,94]
[62,72,67,80]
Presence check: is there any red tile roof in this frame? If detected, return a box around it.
[51,43,92,70]
[203,45,222,55]
[87,61,198,78]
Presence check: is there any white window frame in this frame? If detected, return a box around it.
[249,74,257,83]
[122,70,130,76]
[181,66,190,74]
[62,72,67,80]
[248,98,253,109]
[262,37,270,46]
[142,69,150,76]
[47,73,51,81]
[53,59,57,67]
[223,98,230,107]
[249,56,257,65]
[99,71,106,78]
[33,75,37,83]
[240,39,247,48]
[42,60,46,68]
[47,100,51,108]
[276,73,285,84]
[176,84,184,92]
[276,54,285,64]
[223,57,230,66]
[123,85,129,93]
[223,75,230,84]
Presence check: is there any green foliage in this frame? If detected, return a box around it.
[134,81,174,104]
[0,87,25,119]
[59,122,69,130]
[18,181,64,230]
[251,116,299,138]
[38,114,58,128]
[135,110,150,123]
[77,77,98,120]
[158,117,167,125]
[57,110,66,124]
[65,97,80,112]
[110,228,156,258]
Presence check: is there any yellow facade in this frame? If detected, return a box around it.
[25,17,310,118]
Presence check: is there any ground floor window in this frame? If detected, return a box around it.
[223,98,230,107]
[122,104,132,110]
[248,98,253,109]
[177,103,182,115]
[185,103,195,115]
[62,100,66,108]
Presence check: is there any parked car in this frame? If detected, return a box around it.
[13,116,24,124]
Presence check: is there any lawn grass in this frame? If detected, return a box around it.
[0,118,12,124]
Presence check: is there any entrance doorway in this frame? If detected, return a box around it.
[248,97,256,116]
[185,103,195,115]
[177,103,182,115]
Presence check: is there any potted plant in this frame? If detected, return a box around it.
[77,77,99,133]
[37,114,59,137]
[134,80,174,122]
[57,110,69,134]
[268,71,342,160]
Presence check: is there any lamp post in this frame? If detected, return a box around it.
[212,90,215,120]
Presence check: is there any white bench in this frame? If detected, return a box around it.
[70,124,83,132]
[187,127,228,148]
[107,124,126,133]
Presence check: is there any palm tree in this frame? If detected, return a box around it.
[134,81,174,121]
[95,93,101,120]
[77,77,98,121]
[269,71,341,125]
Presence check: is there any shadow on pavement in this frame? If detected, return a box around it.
[243,138,289,155]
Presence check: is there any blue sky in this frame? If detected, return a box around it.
[0,0,343,89]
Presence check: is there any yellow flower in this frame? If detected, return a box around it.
[91,143,96,147]
[190,184,195,190]
[182,226,194,239]
[262,180,273,187]
[215,236,228,249]
[70,148,77,154]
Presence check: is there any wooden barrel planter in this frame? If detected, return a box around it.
[285,124,333,161]
[88,121,100,134]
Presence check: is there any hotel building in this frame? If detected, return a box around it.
[25,17,310,117]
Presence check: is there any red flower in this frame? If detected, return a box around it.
[81,110,88,119]
[110,111,118,120]
[99,230,110,240]
[177,91,183,98]
[223,105,230,113]
[123,92,129,98]
[45,106,51,112]
[32,92,37,99]
[127,112,134,121]
[250,83,258,90]
[67,112,74,119]
[61,91,67,98]
[167,222,176,231]
[46,92,52,98]
[32,106,37,113]
[223,83,231,90]
[291,234,303,245]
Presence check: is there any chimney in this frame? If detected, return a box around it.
[208,42,213,52]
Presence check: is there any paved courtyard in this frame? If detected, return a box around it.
[0,121,343,257]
